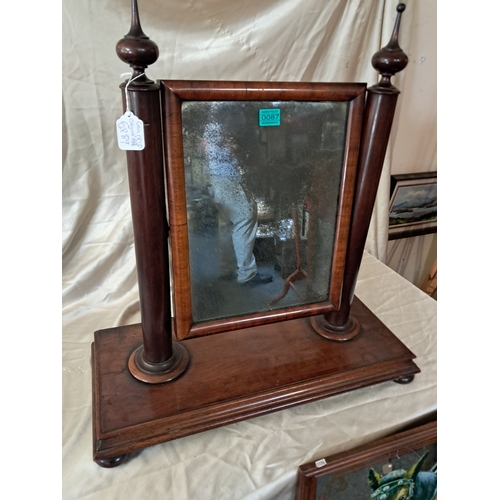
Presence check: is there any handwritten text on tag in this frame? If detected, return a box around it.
[116,111,145,151]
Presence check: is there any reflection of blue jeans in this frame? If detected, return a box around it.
[211,176,257,282]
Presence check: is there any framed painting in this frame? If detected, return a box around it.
[389,171,437,240]
[162,81,366,340]
[388,172,437,240]
[297,420,437,500]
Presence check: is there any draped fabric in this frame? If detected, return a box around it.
[62,0,415,294]
[62,2,436,499]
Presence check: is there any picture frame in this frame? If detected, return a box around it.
[297,420,437,500]
[162,81,366,340]
[388,172,437,240]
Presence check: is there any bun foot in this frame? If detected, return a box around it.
[394,374,415,384]
[96,454,128,468]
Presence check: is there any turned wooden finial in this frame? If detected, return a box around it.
[371,3,408,90]
[116,0,159,83]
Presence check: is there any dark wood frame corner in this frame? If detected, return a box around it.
[162,81,366,341]
[296,420,437,500]
[91,1,419,468]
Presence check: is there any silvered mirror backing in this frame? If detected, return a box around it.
[182,100,348,323]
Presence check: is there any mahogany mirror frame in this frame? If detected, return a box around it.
[162,81,366,340]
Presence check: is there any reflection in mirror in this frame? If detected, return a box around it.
[182,100,348,323]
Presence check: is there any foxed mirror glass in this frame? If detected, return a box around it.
[161,82,365,340]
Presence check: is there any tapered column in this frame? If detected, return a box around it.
[312,4,409,341]
[116,0,189,383]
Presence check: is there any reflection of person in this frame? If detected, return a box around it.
[203,118,272,286]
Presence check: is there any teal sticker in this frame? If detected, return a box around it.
[259,108,280,127]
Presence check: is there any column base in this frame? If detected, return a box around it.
[128,342,190,384]
[309,314,361,342]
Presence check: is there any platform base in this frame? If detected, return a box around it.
[92,296,419,465]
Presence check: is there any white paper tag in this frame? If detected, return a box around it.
[116,111,145,151]
[315,458,327,468]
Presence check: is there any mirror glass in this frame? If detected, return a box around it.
[182,100,348,324]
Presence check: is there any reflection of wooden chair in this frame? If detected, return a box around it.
[420,260,437,297]
[269,205,307,305]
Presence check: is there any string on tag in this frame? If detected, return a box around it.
[116,72,146,151]
[120,72,145,116]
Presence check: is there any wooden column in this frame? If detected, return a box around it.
[313,4,409,340]
[116,0,189,384]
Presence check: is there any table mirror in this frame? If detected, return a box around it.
[91,0,419,468]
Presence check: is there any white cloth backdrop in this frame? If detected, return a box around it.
[62,0,414,285]
[62,1,437,499]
